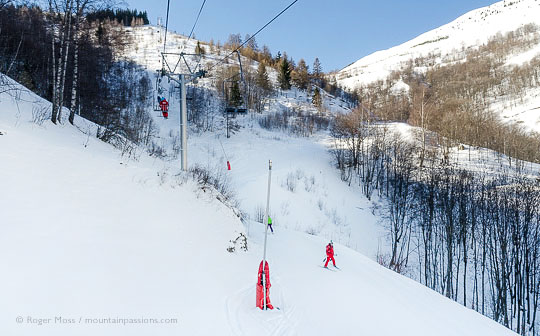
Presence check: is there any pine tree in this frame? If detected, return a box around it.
[312,57,322,83]
[256,62,271,94]
[312,87,322,110]
[275,51,281,65]
[278,57,291,90]
[254,62,272,113]
[292,58,309,90]
[195,41,206,55]
[229,80,243,107]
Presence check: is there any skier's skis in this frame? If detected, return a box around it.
[320,265,336,271]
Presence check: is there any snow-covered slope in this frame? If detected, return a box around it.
[337,0,540,88]
[0,75,519,335]
[118,24,368,255]
[123,25,353,116]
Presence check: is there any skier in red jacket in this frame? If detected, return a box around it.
[159,98,169,119]
[324,241,336,268]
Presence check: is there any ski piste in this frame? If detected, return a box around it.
[320,265,335,271]
[320,265,339,271]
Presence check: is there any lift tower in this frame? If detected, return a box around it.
[160,52,206,171]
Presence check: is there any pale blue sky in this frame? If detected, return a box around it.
[123,0,497,71]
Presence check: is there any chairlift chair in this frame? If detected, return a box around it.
[223,51,249,117]
[154,70,170,119]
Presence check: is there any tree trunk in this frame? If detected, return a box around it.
[52,13,65,122]
[57,0,73,124]
[69,0,81,125]
[50,2,58,124]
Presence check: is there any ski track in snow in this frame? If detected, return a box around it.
[225,282,297,336]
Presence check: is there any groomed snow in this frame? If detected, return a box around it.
[0,75,519,335]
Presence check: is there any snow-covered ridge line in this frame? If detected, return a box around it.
[337,0,540,88]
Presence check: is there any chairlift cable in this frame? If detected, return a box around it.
[188,0,207,41]
[181,0,208,71]
[207,0,299,74]
[163,0,171,53]
[218,137,229,162]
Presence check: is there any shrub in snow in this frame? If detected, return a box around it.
[284,172,296,192]
[254,204,265,223]
[31,106,50,126]
[189,163,235,203]
[227,232,248,252]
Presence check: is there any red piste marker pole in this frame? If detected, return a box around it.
[257,160,273,310]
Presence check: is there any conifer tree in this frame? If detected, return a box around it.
[278,57,292,90]
[275,51,281,65]
[312,57,323,84]
[195,41,205,55]
[292,58,309,90]
[229,80,243,107]
[254,62,272,113]
[312,87,322,110]
[256,62,272,94]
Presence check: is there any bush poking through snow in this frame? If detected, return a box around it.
[189,163,235,203]
[254,204,265,223]
[305,226,320,236]
[284,172,297,192]
[317,199,325,211]
[304,175,316,192]
[31,106,50,126]
[147,141,166,158]
[227,232,248,252]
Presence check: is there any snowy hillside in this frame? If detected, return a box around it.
[338,0,540,87]
[336,0,540,132]
[122,25,353,116]
[0,76,519,335]
[116,24,370,256]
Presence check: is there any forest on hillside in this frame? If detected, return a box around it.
[352,24,540,164]
[332,111,540,334]
[0,2,155,154]
[0,2,343,151]
[330,25,540,332]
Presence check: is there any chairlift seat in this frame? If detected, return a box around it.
[225,107,247,116]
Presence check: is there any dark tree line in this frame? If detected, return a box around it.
[86,8,149,26]
[0,4,155,153]
[0,5,51,95]
[331,110,540,335]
